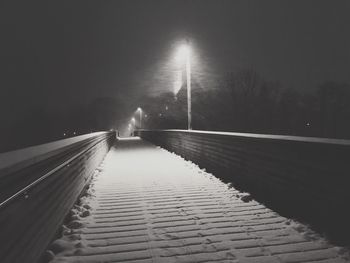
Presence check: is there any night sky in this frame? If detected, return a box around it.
[1,0,350,134]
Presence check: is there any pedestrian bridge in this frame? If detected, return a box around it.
[0,130,349,263]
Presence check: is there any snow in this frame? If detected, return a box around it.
[47,137,350,263]
[0,132,108,173]
[149,129,350,146]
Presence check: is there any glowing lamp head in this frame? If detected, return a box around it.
[176,44,191,61]
[131,117,135,123]
[137,107,142,112]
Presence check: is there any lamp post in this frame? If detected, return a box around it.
[176,43,192,130]
[130,117,136,136]
[186,47,191,130]
[137,107,142,129]
[127,123,132,136]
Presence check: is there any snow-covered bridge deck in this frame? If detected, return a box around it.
[48,138,349,263]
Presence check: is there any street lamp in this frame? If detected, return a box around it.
[136,107,142,129]
[176,42,192,130]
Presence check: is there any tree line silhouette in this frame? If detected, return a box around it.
[1,68,349,153]
[141,69,350,139]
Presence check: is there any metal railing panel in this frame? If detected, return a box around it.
[0,131,116,263]
[136,129,350,241]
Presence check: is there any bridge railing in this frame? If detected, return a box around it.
[136,129,350,240]
[0,131,116,263]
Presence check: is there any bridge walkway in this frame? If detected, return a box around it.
[48,138,349,263]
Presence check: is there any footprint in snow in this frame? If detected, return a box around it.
[203,238,212,244]
[80,210,90,218]
[225,251,237,260]
[241,194,253,202]
[164,233,179,240]
[73,248,85,255]
[67,220,84,229]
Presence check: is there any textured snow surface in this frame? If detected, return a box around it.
[47,138,350,263]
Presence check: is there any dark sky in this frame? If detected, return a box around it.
[1,0,350,125]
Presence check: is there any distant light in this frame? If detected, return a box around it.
[73,131,76,135]
[165,105,168,111]
[145,114,148,118]
[131,117,135,123]
[137,107,142,112]
[159,113,162,117]
[63,133,66,136]
[306,122,310,126]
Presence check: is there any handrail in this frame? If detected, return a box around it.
[0,132,108,172]
[0,133,113,210]
[137,129,350,146]
[0,131,116,263]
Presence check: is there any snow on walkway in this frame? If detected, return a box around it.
[48,137,349,263]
